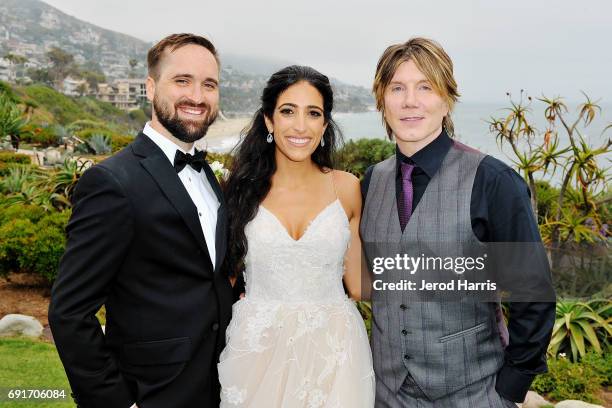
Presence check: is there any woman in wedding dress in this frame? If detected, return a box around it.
[219,65,375,407]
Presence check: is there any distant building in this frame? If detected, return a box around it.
[97,78,147,111]
[0,58,15,82]
[63,76,89,96]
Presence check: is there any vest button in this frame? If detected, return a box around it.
[401,329,408,336]
[400,304,408,310]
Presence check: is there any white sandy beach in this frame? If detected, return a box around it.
[196,116,251,153]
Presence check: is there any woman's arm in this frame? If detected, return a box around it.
[335,171,369,301]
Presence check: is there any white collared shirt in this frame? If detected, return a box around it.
[142,122,219,268]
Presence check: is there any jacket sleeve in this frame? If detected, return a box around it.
[48,164,135,408]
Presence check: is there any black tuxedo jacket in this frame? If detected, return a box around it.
[49,133,233,408]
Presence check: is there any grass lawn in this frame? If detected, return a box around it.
[0,337,74,407]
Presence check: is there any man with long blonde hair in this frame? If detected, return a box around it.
[361,38,555,407]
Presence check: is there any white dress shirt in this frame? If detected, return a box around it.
[142,122,219,268]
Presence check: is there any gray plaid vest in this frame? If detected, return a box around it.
[361,142,505,401]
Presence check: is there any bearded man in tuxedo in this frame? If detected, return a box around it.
[49,33,233,408]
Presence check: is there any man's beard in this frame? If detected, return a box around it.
[153,95,218,143]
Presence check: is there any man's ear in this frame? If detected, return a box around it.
[145,76,155,102]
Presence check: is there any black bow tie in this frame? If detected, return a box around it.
[173,149,207,173]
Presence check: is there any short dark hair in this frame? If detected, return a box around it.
[147,33,219,80]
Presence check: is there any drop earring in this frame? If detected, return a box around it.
[320,136,325,147]
[266,132,274,143]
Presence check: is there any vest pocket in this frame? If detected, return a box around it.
[438,322,487,343]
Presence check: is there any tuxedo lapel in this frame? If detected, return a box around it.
[201,161,227,274]
[132,134,214,272]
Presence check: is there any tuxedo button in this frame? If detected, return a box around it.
[198,212,202,217]
[212,323,219,331]
[404,354,411,360]
[400,304,408,310]
[401,329,408,336]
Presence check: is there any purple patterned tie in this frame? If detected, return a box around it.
[399,162,414,231]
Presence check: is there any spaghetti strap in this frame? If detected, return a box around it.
[330,170,339,200]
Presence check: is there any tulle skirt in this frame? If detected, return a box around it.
[218,297,375,407]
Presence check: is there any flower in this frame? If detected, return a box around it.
[209,160,229,181]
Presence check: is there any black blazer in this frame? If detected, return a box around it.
[49,133,233,408]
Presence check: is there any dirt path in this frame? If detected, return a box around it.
[0,273,53,341]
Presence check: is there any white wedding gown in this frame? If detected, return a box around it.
[218,198,375,407]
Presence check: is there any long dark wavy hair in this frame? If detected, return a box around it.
[223,65,342,277]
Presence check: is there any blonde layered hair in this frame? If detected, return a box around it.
[373,37,460,138]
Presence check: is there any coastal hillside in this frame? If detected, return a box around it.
[0,0,374,113]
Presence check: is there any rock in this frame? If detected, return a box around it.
[555,401,604,408]
[517,391,551,408]
[0,314,44,338]
[44,148,62,165]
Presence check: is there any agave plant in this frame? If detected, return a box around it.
[49,158,92,205]
[549,299,612,362]
[86,133,112,155]
[0,182,55,211]
[0,164,45,194]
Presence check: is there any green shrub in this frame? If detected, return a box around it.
[0,152,31,164]
[532,352,607,403]
[128,109,147,125]
[75,127,113,140]
[336,138,395,178]
[0,80,20,103]
[23,85,94,125]
[67,119,106,133]
[21,213,69,282]
[0,205,46,225]
[76,96,124,119]
[0,218,36,277]
[20,124,60,147]
[110,134,134,152]
[581,348,612,386]
[0,210,69,281]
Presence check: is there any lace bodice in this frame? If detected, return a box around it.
[243,199,350,303]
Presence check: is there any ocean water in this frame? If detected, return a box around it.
[210,102,611,185]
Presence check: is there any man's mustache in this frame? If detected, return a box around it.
[175,99,211,111]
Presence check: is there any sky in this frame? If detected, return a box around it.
[40,0,612,103]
